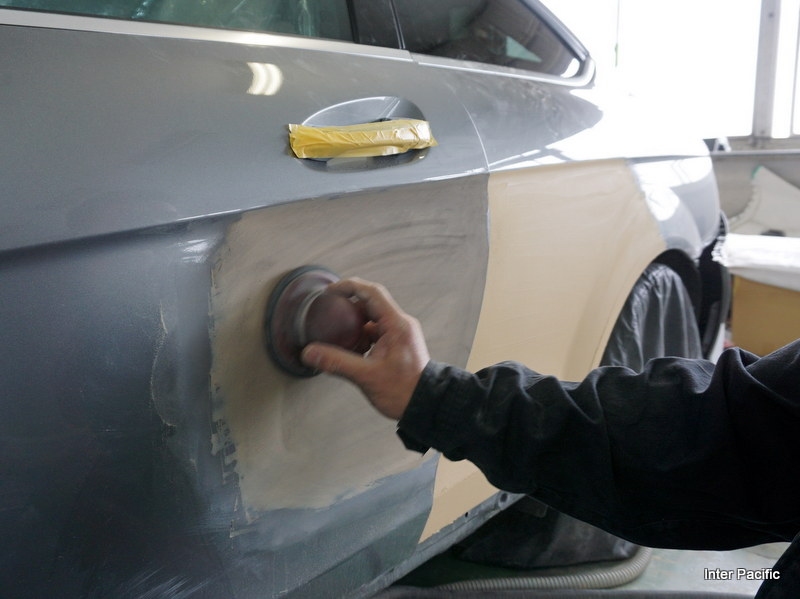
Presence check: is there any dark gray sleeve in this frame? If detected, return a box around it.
[397,340,800,550]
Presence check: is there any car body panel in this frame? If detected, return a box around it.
[422,158,668,540]
[406,36,720,541]
[0,3,722,598]
[631,157,721,257]
[422,59,720,256]
[209,177,488,514]
[0,12,484,252]
[473,161,667,380]
[1,10,490,598]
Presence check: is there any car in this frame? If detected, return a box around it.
[0,1,727,597]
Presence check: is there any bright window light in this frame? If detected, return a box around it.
[788,4,800,136]
[543,0,761,139]
[773,0,800,137]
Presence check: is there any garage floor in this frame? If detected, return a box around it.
[395,542,786,596]
[617,543,786,595]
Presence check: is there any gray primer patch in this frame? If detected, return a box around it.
[208,177,488,515]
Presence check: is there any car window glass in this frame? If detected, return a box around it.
[351,0,400,48]
[0,0,354,41]
[394,0,581,77]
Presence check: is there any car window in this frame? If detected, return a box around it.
[0,0,354,41]
[394,0,581,78]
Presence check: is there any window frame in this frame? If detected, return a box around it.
[390,0,595,87]
[0,0,593,86]
[725,0,800,149]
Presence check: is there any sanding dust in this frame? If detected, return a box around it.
[208,179,488,515]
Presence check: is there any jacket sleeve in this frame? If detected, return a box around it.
[397,340,800,550]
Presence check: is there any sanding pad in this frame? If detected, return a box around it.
[264,265,368,377]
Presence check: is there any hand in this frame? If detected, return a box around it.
[300,278,430,420]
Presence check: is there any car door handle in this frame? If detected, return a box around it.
[288,118,437,159]
[302,96,425,127]
[288,96,437,169]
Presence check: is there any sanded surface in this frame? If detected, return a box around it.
[422,160,667,540]
[209,178,488,514]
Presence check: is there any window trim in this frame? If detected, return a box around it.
[391,0,594,87]
[0,1,594,86]
[411,52,595,87]
[522,0,590,63]
[0,7,413,61]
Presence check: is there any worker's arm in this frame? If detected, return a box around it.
[398,349,800,550]
[302,279,800,550]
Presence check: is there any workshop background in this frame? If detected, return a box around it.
[548,0,800,359]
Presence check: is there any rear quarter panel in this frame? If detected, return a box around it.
[414,59,720,539]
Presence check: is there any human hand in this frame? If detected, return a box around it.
[300,278,429,420]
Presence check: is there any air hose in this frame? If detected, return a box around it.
[436,546,654,592]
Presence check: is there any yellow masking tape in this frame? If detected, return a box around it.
[288,119,438,159]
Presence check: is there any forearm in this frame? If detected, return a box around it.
[397,343,800,549]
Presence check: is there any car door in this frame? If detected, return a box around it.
[0,3,490,598]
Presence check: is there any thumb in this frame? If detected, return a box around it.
[301,342,368,382]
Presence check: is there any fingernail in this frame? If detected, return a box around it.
[301,347,320,367]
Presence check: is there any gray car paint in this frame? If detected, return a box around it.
[421,58,720,258]
[0,15,490,599]
[0,21,484,252]
[0,5,721,599]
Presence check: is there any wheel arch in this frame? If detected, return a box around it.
[649,219,731,359]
